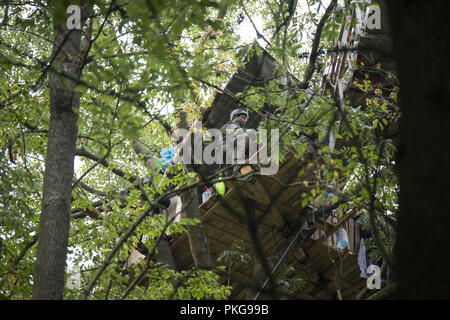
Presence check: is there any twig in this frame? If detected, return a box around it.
[301,0,338,89]
[242,5,271,47]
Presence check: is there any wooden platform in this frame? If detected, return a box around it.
[169,149,366,299]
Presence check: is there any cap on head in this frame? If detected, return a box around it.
[230,108,249,121]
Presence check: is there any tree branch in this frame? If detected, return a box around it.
[75,148,138,183]
[242,5,272,47]
[300,0,337,89]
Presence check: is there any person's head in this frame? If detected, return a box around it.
[230,108,248,126]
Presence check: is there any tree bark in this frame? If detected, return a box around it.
[386,1,450,299]
[32,6,87,299]
[131,138,177,271]
[179,177,213,270]
[175,109,213,270]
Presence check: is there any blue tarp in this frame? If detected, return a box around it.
[157,147,176,171]
[334,227,349,250]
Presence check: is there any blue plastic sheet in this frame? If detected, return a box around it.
[333,227,349,250]
[157,146,176,171]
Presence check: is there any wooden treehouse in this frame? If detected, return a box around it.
[127,0,394,299]
[169,145,366,299]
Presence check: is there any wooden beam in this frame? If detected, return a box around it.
[315,219,335,232]
[325,208,357,238]
[248,180,286,229]
[309,208,358,253]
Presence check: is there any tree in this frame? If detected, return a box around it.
[0,0,409,300]
[1,0,241,300]
[385,0,450,299]
[31,1,91,300]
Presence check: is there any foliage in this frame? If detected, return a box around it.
[0,0,398,299]
[217,239,251,286]
[276,265,307,299]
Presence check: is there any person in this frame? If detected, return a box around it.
[227,108,249,127]
[220,108,252,176]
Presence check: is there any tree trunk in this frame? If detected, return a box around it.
[32,8,86,300]
[386,1,450,298]
[174,107,213,269]
[179,184,213,269]
[132,139,177,271]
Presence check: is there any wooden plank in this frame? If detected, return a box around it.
[220,192,276,230]
[208,203,247,226]
[231,286,248,300]
[204,212,284,262]
[206,233,245,261]
[251,181,285,228]
[305,241,327,261]
[172,218,280,271]
[174,228,253,272]
[231,233,292,289]
[170,187,247,253]
[171,180,284,265]
[326,208,357,237]
[315,219,335,232]
[341,258,361,282]
[205,213,251,240]
[307,208,358,254]
[204,222,249,249]
[204,207,284,262]
[237,186,263,205]
[228,269,253,288]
